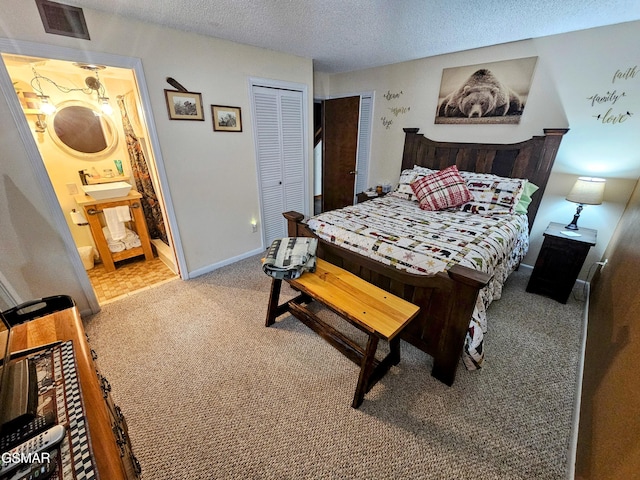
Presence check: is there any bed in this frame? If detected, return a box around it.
[284,127,568,386]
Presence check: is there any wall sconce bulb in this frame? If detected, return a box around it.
[100,97,113,115]
[38,96,56,115]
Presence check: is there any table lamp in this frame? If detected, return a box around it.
[565,177,606,230]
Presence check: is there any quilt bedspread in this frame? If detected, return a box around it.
[306,195,530,370]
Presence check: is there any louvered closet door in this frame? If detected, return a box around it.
[253,86,305,246]
[354,95,373,198]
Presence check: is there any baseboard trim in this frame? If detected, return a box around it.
[567,283,590,479]
[187,247,264,278]
[151,239,179,275]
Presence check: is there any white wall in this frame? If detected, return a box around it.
[0,0,313,312]
[324,21,640,279]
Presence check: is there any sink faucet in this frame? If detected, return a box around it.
[78,170,90,185]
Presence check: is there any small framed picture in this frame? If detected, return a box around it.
[164,90,204,121]
[211,105,242,132]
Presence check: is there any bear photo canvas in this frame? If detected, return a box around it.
[435,57,538,124]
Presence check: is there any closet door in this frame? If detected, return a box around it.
[252,86,305,246]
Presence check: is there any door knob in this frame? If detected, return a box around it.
[349,171,357,175]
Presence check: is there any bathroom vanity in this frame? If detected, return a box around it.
[75,190,153,271]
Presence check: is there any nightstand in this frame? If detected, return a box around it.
[356,191,386,203]
[526,222,597,303]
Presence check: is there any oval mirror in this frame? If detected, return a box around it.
[48,100,118,159]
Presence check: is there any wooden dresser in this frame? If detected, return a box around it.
[10,307,141,479]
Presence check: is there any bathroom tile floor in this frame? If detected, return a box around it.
[87,256,177,304]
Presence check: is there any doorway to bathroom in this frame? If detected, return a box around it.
[1,53,180,305]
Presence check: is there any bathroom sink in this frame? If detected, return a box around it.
[82,181,132,200]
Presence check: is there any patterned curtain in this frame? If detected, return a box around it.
[117,95,168,245]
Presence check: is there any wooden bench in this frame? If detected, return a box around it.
[265,258,420,408]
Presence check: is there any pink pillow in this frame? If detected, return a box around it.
[410,165,473,211]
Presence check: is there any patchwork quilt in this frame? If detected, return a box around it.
[306,195,530,370]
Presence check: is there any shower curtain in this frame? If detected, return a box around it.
[117,95,168,245]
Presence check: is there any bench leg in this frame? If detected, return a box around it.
[265,278,282,327]
[389,337,401,365]
[352,335,379,409]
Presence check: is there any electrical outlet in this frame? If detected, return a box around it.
[66,183,79,195]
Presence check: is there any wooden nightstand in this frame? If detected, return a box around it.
[526,222,597,303]
[356,191,386,203]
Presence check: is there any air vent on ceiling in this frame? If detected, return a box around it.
[35,0,90,40]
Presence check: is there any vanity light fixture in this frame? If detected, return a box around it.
[29,63,114,121]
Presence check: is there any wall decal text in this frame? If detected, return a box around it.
[388,106,411,117]
[381,89,411,129]
[589,65,636,125]
[383,90,403,101]
[612,66,638,83]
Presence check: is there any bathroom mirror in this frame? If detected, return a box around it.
[48,100,118,159]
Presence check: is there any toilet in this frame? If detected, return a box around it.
[77,246,97,270]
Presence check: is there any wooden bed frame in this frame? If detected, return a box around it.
[284,127,568,386]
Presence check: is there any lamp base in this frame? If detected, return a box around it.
[565,204,583,230]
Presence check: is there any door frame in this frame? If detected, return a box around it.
[0,39,188,313]
[248,77,310,249]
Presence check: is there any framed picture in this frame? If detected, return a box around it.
[164,90,204,121]
[435,57,538,125]
[211,105,242,132]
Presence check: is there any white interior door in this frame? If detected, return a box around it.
[252,85,305,247]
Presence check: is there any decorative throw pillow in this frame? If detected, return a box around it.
[410,165,473,211]
[515,181,539,214]
[459,171,526,214]
[388,169,420,201]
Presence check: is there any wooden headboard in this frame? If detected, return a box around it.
[401,128,569,231]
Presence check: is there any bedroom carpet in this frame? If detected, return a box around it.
[84,254,584,480]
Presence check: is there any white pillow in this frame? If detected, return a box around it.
[458,171,527,214]
[388,169,420,201]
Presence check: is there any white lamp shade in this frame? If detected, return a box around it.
[566,177,606,205]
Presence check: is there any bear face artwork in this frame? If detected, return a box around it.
[437,69,524,119]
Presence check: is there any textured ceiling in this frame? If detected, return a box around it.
[67,0,640,73]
